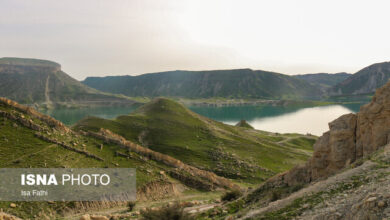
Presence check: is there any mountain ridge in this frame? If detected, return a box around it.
[82,69,323,99]
[294,72,351,91]
[329,61,390,96]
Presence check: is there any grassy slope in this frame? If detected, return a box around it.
[74,98,316,185]
[0,100,199,218]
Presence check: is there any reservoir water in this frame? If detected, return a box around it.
[42,103,364,136]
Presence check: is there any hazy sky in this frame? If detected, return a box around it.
[1,0,389,80]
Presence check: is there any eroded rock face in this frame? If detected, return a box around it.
[280,80,390,186]
[310,81,390,182]
[356,82,390,158]
[311,114,357,180]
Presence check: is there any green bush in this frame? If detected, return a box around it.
[270,191,280,202]
[140,202,194,220]
[221,189,243,202]
[127,201,136,211]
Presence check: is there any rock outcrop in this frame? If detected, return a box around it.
[235,120,254,129]
[356,82,390,157]
[276,80,390,186]
[0,97,70,133]
[310,113,357,179]
[0,212,22,220]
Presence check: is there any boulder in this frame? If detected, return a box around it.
[90,215,109,220]
[79,214,90,220]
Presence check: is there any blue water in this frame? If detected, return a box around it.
[42,103,365,136]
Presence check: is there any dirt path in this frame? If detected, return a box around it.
[185,203,219,214]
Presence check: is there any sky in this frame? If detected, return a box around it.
[1,0,390,80]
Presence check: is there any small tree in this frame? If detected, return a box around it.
[127,201,136,211]
[221,189,243,202]
[270,191,280,202]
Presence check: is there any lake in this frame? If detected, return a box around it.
[41,103,365,136]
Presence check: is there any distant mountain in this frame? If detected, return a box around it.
[294,72,351,90]
[82,69,322,100]
[329,62,390,95]
[0,57,137,108]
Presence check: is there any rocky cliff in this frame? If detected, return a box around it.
[0,57,137,108]
[274,80,390,186]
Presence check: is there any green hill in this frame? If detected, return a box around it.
[82,69,322,99]
[329,62,390,95]
[74,98,316,184]
[0,57,137,108]
[0,97,238,218]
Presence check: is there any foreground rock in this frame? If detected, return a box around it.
[0,211,22,220]
[240,145,390,219]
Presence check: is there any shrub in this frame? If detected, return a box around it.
[221,189,243,202]
[140,202,194,220]
[127,201,136,211]
[270,191,280,202]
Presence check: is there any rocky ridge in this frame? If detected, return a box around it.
[0,97,70,133]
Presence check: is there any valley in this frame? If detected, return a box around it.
[0,57,388,220]
[0,96,314,219]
